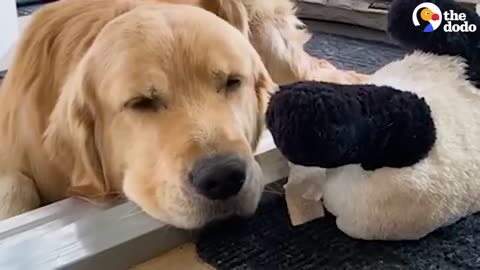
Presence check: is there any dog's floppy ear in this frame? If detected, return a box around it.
[200,0,250,37]
[251,58,277,150]
[43,60,109,199]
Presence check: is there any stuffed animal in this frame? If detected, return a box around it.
[266,0,480,240]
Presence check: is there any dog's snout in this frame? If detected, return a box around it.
[190,154,246,200]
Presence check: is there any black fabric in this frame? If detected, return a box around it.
[265,82,436,171]
[388,0,480,88]
[469,55,480,88]
[196,194,480,270]
[15,1,56,18]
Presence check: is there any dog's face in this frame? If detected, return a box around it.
[44,5,275,228]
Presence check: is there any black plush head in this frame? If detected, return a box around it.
[388,0,479,86]
[265,82,436,170]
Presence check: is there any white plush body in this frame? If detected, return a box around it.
[291,52,480,240]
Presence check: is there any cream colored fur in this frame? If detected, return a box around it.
[315,52,480,240]
[0,2,276,228]
[0,0,368,225]
[201,0,368,85]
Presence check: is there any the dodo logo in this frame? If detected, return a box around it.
[412,3,442,32]
[412,2,477,33]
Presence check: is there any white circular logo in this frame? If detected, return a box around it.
[412,3,442,32]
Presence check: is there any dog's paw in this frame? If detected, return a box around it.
[314,58,337,70]
[0,172,40,220]
[346,71,369,84]
[307,67,369,85]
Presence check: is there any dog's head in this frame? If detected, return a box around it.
[43,4,275,228]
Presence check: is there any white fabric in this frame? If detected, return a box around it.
[284,163,326,226]
[285,52,480,240]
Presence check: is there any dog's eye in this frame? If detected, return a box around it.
[125,96,164,112]
[225,77,241,92]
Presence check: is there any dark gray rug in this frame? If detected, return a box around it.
[195,32,480,270]
[304,32,406,74]
[196,194,480,270]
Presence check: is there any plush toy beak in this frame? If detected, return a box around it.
[265,81,436,171]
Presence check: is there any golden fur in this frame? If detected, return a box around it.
[0,0,365,226]
[201,0,367,84]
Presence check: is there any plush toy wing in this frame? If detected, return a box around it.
[266,0,479,171]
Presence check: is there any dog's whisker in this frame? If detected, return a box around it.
[264,183,285,196]
[122,206,146,219]
[124,203,144,215]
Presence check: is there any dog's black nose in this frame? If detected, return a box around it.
[190,154,246,200]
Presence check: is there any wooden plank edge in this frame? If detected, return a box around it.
[0,131,289,270]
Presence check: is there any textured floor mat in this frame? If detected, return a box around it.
[196,194,480,270]
[195,33,480,270]
[305,32,405,74]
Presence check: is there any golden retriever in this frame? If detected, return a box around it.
[0,0,365,227]
[199,0,367,85]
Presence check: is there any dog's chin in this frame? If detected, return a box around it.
[125,165,263,229]
[155,185,262,230]
[163,202,258,230]
[194,203,259,236]
[196,192,268,236]
[188,172,263,229]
